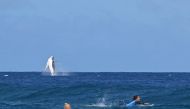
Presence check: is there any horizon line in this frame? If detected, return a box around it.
[0,71,190,73]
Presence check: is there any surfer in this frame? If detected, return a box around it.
[126,95,149,107]
[64,103,71,109]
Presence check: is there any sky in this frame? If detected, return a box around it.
[0,0,190,72]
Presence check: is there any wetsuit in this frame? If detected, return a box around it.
[126,101,145,107]
[126,100,136,107]
[136,101,145,105]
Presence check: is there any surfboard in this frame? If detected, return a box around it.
[137,104,154,107]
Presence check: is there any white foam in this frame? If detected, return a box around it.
[84,97,111,108]
[84,103,111,108]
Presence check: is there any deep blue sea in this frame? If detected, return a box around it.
[0,72,189,109]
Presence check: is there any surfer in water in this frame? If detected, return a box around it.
[64,103,71,109]
[126,95,150,107]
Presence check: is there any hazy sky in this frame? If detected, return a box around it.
[0,0,190,72]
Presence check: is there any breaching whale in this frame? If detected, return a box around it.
[45,56,56,76]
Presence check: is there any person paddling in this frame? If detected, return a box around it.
[126,95,147,107]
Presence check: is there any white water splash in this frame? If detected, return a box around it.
[84,97,111,108]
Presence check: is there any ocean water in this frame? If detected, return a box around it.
[0,72,189,109]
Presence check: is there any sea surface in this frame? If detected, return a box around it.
[0,72,189,109]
